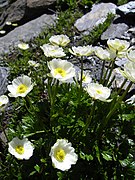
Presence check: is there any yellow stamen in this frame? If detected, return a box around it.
[17,84,28,94]
[55,149,66,162]
[96,90,103,94]
[54,68,66,77]
[15,145,24,155]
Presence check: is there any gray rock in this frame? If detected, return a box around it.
[101,23,129,40]
[0,66,9,95]
[0,0,26,27]
[27,0,56,8]
[74,3,116,33]
[117,1,135,15]
[0,13,57,56]
[0,0,56,29]
[0,0,8,8]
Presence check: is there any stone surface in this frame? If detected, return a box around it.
[0,66,9,95]
[101,23,129,40]
[0,14,57,57]
[0,0,56,29]
[27,0,56,8]
[74,3,116,33]
[117,1,135,15]
[0,0,26,28]
[0,0,8,8]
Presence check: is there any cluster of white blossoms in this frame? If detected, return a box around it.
[8,138,78,171]
[5,35,135,173]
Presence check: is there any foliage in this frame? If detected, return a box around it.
[0,1,135,180]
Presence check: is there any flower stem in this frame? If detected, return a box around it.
[80,100,96,135]
[102,61,112,85]
[78,56,84,103]
[99,60,105,83]
[96,81,133,139]
[23,130,46,138]
[117,78,127,95]
[105,61,115,86]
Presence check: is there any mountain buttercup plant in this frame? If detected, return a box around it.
[1,28,134,180]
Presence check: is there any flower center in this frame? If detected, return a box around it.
[55,149,66,162]
[15,145,24,155]
[96,90,103,94]
[82,75,86,82]
[54,68,66,77]
[17,84,28,94]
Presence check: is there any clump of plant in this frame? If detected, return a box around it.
[0,33,135,179]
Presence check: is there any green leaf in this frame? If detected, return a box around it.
[29,171,36,176]
[101,151,112,161]
[34,164,40,173]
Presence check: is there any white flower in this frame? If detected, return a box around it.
[0,95,9,111]
[69,45,93,56]
[18,43,29,50]
[78,71,92,84]
[12,23,18,27]
[49,34,70,47]
[5,21,12,25]
[49,139,78,171]
[28,60,40,68]
[107,39,130,57]
[8,137,34,160]
[126,95,135,105]
[7,75,34,97]
[85,83,111,101]
[126,46,135,62]
[94,46,116,60]
[119,61,135,83]
[40,44,66,57]
[0,30,6,34]
[47,58,76,82]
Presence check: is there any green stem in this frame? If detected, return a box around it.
[78,56,84,103]
[80,100,96,135]
[107,75,115,88]
[99,60,105,84]
[105,61,115,86]
[23,130,46,138]
[96,81,133,139]
[24,97,33,115]
[117,78,127,95]
[102,61,112,85]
